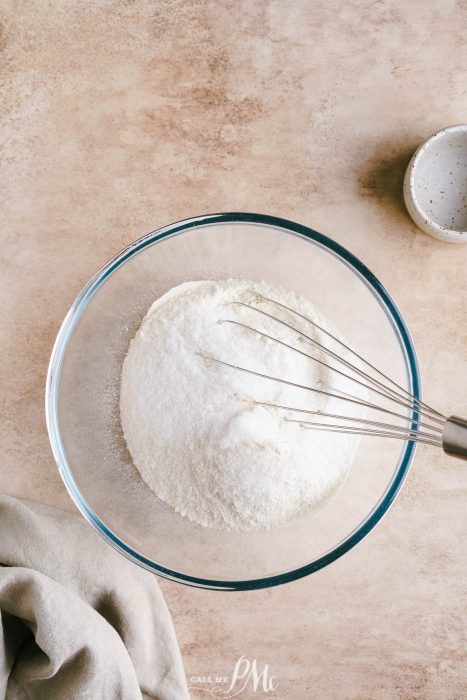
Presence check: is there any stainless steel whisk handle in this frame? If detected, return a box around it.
[442,416,467,460]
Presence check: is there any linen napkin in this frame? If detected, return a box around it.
[0,495,189,699]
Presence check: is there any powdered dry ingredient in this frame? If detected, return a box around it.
[120,280,364,531]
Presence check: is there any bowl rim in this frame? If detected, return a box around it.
[46,212,420,591]
[404,124,467,240]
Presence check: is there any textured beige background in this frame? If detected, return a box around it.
[1,1,466,698]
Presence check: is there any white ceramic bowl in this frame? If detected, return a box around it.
[404,124,467,243]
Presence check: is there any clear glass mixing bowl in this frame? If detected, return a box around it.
[46,213,420,590]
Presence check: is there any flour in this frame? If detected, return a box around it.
[120,279,363,531]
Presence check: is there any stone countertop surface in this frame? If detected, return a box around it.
[1,2,466,698]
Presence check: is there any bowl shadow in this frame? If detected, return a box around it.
[358,142,419,223]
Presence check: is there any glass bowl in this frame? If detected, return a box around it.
[46,213,420,590]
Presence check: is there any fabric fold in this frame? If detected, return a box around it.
[0,495,189,700]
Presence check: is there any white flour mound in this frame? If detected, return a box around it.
[120,280,363,532]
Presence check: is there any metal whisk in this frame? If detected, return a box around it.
[201,294,467,461]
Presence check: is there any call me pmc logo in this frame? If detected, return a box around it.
[189,655,279,697]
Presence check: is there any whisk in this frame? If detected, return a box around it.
[201,294,467,461]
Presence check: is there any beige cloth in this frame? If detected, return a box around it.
[0,495,189,700]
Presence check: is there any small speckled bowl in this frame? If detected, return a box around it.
[404,124,467,243]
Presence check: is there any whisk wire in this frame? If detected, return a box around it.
[200,293,466,452]
[251,401,443,436]
[285,418,442,444]
[200,354,438,430]
[255,294,446,420]
[229,301,445,425]
[197,292,467,459]
[220,318,444,430]
[245,295,446,421]
[285,420,443,448]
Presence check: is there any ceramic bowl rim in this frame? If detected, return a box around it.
[406,124,467,238]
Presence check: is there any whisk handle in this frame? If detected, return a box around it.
[442,416,467,460]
